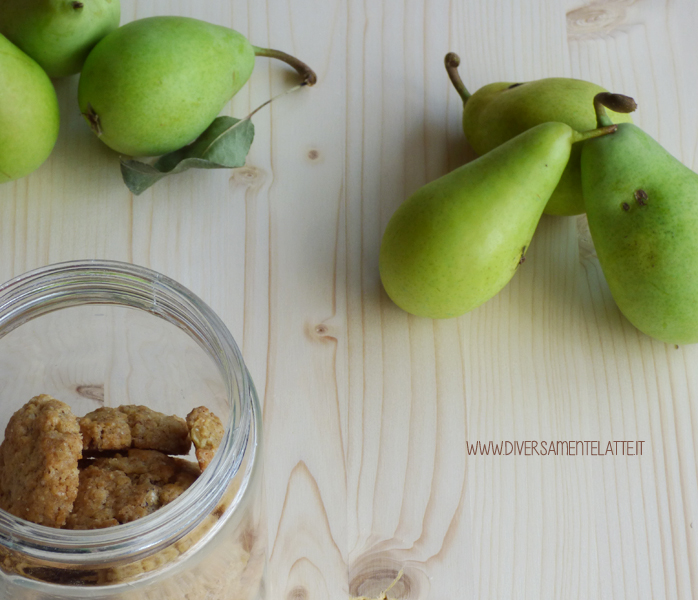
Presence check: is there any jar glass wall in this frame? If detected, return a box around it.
[0,261,265,599]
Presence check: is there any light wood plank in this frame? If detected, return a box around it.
[1,0,697,598]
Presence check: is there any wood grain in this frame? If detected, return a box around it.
[0,0,697,598]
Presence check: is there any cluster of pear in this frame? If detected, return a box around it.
[380,53,698,346]
[0,0,315,182]
[0,0,120,183]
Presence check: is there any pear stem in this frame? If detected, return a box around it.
[253,47,317,86]
[572,124,618,144]
[593,92,637,127]
[444,52,471,103]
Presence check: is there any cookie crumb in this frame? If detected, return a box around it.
[186,407,224,470]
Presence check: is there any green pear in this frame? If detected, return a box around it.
[0,35,59,184]
[0,0,121,78]
[582,93,698,345]
[445,52,632,216]
[78,16,316,157]
[379,120,618,319]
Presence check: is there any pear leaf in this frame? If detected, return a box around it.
[120,116,255,195]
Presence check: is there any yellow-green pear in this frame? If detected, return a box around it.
[78,16,316,157]
[582,93,698,345]
[379,120,618,319]
[0,0,121,78]
[0,35,59,184]
[445,52,632,216]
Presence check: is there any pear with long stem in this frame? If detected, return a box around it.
[445,52,632,216]
[79,16,316,157]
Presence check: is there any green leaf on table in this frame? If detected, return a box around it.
[120,116,255,195]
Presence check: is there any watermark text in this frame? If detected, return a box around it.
[466,440,644,456]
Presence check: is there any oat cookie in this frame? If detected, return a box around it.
[66,449,200,530]
[117,405,191,455]
[79,405,191,455]
[0,395,82,527]
[79,407,131,451]
[160,459,201,505]
[186,407,225,470]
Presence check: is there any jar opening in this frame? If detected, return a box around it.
[0,260,252,568]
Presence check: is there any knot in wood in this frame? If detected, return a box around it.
[566,3,627,38]
[231,166,264,186]
[287,586,309,600]
[349,566,410,599]
[76,384,105,402]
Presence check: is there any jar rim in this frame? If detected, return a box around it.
[0,259,254,566]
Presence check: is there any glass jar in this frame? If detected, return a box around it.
[0,260,265,599]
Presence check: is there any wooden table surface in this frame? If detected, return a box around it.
[2,0,698,598]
